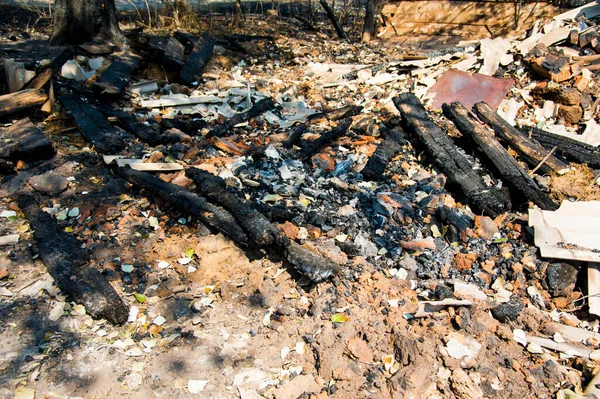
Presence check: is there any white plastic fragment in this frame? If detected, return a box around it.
[513,329,528,346]
[153,315,166,326]
[188,380,209,394]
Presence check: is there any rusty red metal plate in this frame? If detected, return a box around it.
[428,69,514,110]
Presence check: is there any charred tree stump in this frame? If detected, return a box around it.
[0,118,54,163]
[207,98,275,138]
[319,0,346,39]
[362,0,377,42]
[443,102,557,210]
[298,118,353,161]
[92,54,139,102]
[22,48,75,91]
[59,94,125,154]
[18,194,128,324]
[283,123,308,149]
[473,102,568,174]
[119,168,249,246]
[361,128,406,181]
[393,93,511,217]
[530,127,600,168]
[0,89,48,118]
[186,167,340,282]
[179,32,216,86]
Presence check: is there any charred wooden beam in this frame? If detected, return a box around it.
[162,117,207,136]
[206,98,275,138]
[179,32,216,86]
[18,194,128,324]
[0,89,48,118]
[472,102,568,174]
[393,93,511,217]
[92,54,140,102]
[148,36,185,69]
[22,47,74,90]
[283,123,308,149]
[255,202,295,223]
[308,105,363,123]
[0,118,54,163]
[119,168,249,246]
[298,118,352,161]
[319,0,346,39]
[530,127,600,168]
[59,94,126,154]
[443,102,557,210]
[186,167,289,247]
[186,167,340,282]
[361,128,406,181]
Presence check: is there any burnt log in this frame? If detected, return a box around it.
[186,167,289,247]
[393,93,511,217]
[286,241,340,282]
[308,105,363,123]
[92,54,139,102]
[59,94,125,154]
[473,102,568,174]
[530,127,600,168]
[283,123,308,149]
[0,89,48,118]
[179,32,216,86]
[148,36,185,69]
[0,118,54,163]
[298,118,352,161]
[361,128,405,181]
[207,98,275,138]
[443,102,557,210]
[255,202,295,222]
[119,168,249,246]
[22,47,75,91]
[162,117,207,136]
[18,194,128,324]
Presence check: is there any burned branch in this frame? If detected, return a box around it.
[298,118,353,161]
[361,128,406,181]
[206,97,276,138]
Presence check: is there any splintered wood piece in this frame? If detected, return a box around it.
[393,93,511,217]
[530,127,600,168]
[59,94,125,154]
[18,194,129,324]
[283,123,308,149]
[361,128,406,181]
[120,168,249,246]
[0,118,54,162]
[298,118,352,161]
[179,32,216,85]
[443,102,557,210]
[22,47,75,90]
[207,98,275,138]
[473,102,568,174]
[0,89,48,118]
[92,53,140,102]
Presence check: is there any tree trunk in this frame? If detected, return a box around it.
[50,0,124,46]
[362,0,377,42]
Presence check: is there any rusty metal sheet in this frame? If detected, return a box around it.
[428,69,514,110]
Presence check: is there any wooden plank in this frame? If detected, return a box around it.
[179,32,216,85]
[531,127,600,168]
[92,53,140,102]
[443,102,557,210]
[0,89,48,118]
[22,47,75,90]
[0,118,54,162]
[393,93,511,217]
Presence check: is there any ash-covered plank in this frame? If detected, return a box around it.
[119,168,249,246]
[473,102,568,174]
[0,89,48,118]
[92,53,140,102]
[59,94,125,154]
[0,118,54,162]
[443,102,557,210]
[361,128,406,181]
[298,118,352,161]
[206,98,275,138]
[18,194,129,324]
[393,93,511,217]
[179,32,216,85]
[530,127,600,168]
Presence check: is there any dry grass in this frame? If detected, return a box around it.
[549,163,600,201]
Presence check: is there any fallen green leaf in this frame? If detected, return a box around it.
[492,237,508,244]
[64,226,73,233]
[185,248,195,258]
[134,293,146,303]
[331,313,350,323]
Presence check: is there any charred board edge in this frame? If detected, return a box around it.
[298,118,353,161]
[361,128,406,181]
[530,127,600,168]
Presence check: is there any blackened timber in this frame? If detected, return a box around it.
[92,54,139,102]
[308,105,363,123]
[0,118,54,162]
[319,0,346,39]
[206,98,275,138]
[22,47,74,90]
[119,168,249,246]
[185,168,339,282]
[283,123,307,149]
[0,89,48,118]
[18,194,128,324]
[298,118,352,161]
[162,117,207,135]
[530,127,600,168]
[443,102,557,210]
[255,202,295,222]
[179,32,216,85]
[186,167,289,247]
[473,102,568,174]
[361,128,406,181]
[393,93,511,217]
[59,94,125,154]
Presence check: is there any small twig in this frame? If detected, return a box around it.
[529,146,556,176]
